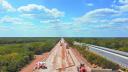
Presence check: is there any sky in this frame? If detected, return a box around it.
[0,0,128,37]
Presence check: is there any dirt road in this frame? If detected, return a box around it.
[36,38,91,72]
[20,38,91,72]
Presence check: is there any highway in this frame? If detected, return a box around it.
[87,44,128,57]
[74,42,128,68]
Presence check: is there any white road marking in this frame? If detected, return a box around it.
[92,47,128,60]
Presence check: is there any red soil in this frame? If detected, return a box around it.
[71,48,92,67]
[20,52,49,72]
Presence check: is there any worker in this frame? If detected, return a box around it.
[39,61,47,69]
[79,64,87,72]
[36,61,41,69]
[33,61,40,71]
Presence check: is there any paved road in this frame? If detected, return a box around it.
[74,42,128,68]
[87,44,128,57]
[89,46,128,68]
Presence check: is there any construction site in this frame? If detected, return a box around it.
[23,38,112,72]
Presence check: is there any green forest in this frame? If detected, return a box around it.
[0,37,59,72]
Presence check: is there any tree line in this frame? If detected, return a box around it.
[65,37,128,52]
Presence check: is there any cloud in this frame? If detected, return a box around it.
[85,8,118,17]
[112,0,128,12]
[17,4,64,18]
[73,6,128,32]
[119,0,128,4]
[16,22,36,31]
[17,4,42,12]
[113,0,117,3]
[0,0,16,12]
[0,2,65,33]
[0,16,37,32]
[20,13,37,19]
[74,8,118,24]
[86,3,93,6]
[0,16,22,24]
[118,4,128,12]
[0,0,128,36]
[111,18,128,23]
[40,19,60,24]
[94,24,113,29]
[0,26,12,31]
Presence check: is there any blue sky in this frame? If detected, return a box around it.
[0,0,128,37]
